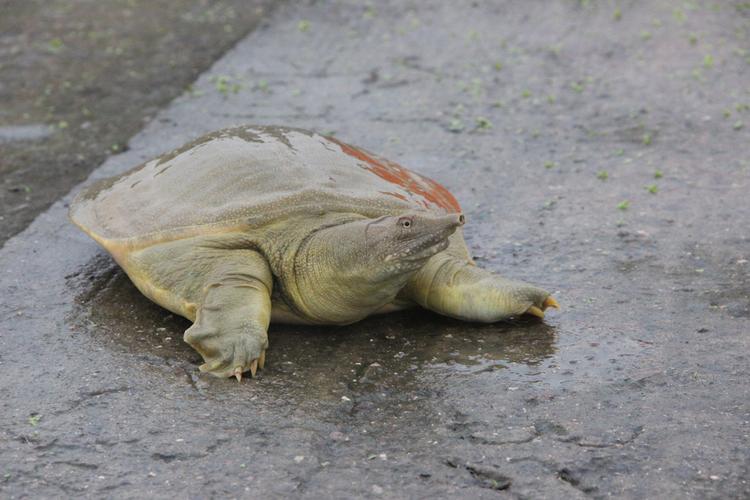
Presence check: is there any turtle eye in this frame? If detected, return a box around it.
[399,217,413,229]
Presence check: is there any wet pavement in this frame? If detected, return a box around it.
[1,1,749,498]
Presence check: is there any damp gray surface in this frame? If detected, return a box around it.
[1,1,749,498]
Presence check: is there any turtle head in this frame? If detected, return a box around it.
[362,212,465,279]
[289,211,465,325]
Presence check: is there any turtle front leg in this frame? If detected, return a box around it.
[183,250,273,381]
[403,253,559,322]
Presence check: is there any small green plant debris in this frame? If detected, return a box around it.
[570,82,584,93]
[723,109,732,118]
[617,200,630,210]
[547,95,556,104]
[688,33,698,45]
[28,414,41,427]
[185,84,203,97]
[491,100,504,108]
[736,103,749,112]
[475,117,493,130]
[654,169,663,179]
[467,79,483,98]
[448,119,465,133]
[298,20,310,32]
[544,161,556,169]
[257,79,269,92]
[494,61,503,71]
[57,120,69,129]
[734,120,744,130]
[645,184,658,194]
[673,8,686,23]
[615,148,625,156]
[640,31,652,41]
[548,44,562,56]
[597,170,609,180]
[291,88,302,96]
[613,7,622,20]
[363,6,376,19]
[521,89,532,98]
[212,75,232,95]
[642,133,652,145]
[703,54,714,68]
[47,38,64,53]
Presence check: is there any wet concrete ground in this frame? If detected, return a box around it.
[1,1,749,498]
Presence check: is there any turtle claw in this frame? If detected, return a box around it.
[258,349,266,370]
[249,359,258,378]
[525,305,545,319]
[233,367,243,382]
[543,296,560,310]
[524,295,559,319]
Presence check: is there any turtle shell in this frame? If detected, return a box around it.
[70,125,461,246]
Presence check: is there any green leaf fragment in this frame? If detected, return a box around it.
[475,117,493,130]
[448,119,465,132]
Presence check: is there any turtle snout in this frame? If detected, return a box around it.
[436,212,465,233]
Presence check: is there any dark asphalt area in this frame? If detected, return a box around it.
[0,0,272,243]
[1,1,749,498]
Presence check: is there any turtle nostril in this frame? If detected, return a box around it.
[458,214,465,225]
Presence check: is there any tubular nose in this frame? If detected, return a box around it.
[440,212,465,229]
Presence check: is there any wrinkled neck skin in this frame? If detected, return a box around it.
[278,214,427,325]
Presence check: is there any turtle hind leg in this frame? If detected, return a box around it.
[123,239,273,380]
[403,252,558,322]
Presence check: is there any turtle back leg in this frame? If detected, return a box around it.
[121,238,273,380]
[401,233,558,322]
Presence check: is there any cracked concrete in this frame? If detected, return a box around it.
[1,0,749,498]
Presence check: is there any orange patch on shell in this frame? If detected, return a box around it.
[329,138,461,213]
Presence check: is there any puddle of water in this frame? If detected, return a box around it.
[69,255,564,397]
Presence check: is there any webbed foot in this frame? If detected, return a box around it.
[185,319,268,381]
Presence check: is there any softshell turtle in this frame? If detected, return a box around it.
[70,125,558,380]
